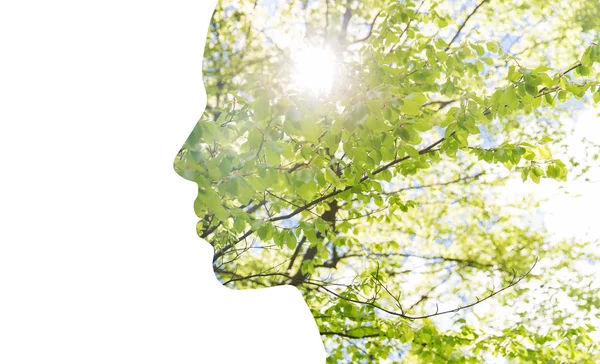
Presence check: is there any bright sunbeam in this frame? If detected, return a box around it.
[292,47,335,94]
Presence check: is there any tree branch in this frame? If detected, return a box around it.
[445,0,489,51]
[313,257,537,321]
[348,10,382,46]
[319,330,381,339]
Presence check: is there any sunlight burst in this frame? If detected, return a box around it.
[292,47,335,94]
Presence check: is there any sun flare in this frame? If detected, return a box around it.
[292,47,336,94]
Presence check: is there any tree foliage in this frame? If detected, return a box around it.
[175,0,600,362]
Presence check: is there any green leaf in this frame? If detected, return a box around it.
[233,217,246,232]
[521,167,530,181]
[436,18,448,28]
[400,100,421,115]
[285,234,297,250]
[303,227,319,245]
[257,223,273,240]
[379,169,393,182]
[538,146,552,160]
[472,43,485,56]
[546,165,558,178]
[398,127,411,142]
[404,145,419,159]
[486,41,498,53]
[576,65,591,76]
[582,46,593,66]
[253,98,270,121]
[525,84,538,96]
[213,205,230,222]
[411,120,431,132]
[403,326,414,343]
[247,129,263,149]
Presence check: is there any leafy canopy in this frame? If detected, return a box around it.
[175,0,600,362]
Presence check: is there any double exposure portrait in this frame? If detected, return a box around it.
[174,0,600,362]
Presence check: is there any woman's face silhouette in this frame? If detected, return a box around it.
[174,0,348,289]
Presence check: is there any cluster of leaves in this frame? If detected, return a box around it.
[175,0,600,362]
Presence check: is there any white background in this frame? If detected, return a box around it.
[3,1,599,363]
[0,1,325,363]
